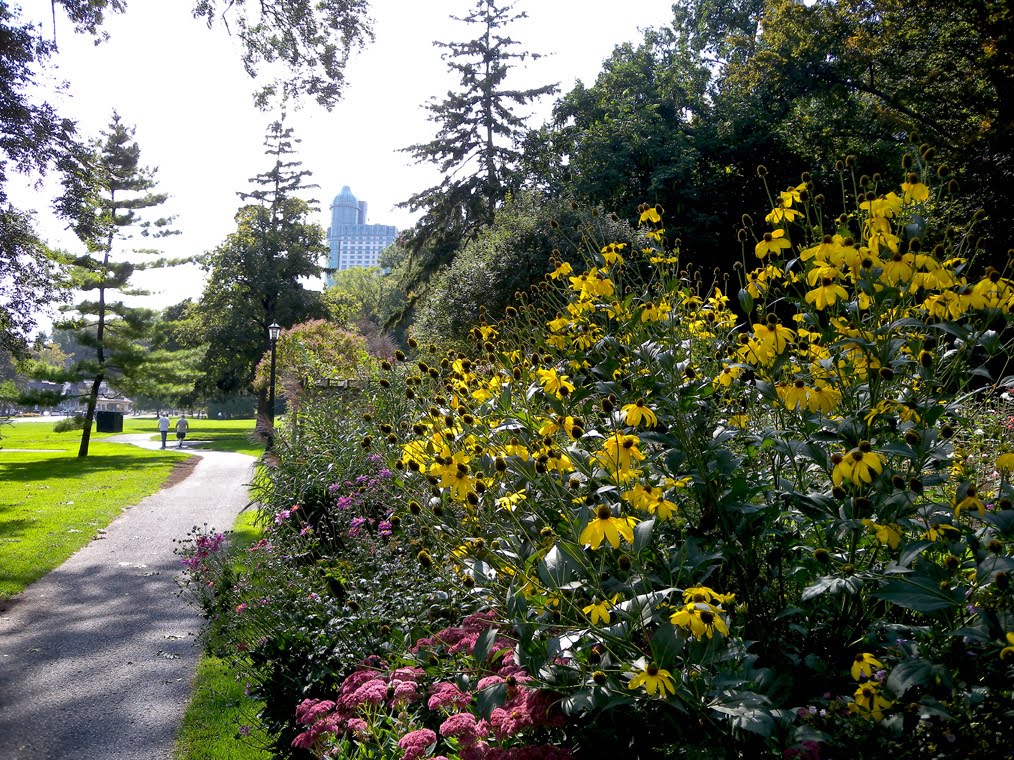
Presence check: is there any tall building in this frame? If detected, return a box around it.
[325,186,398,283]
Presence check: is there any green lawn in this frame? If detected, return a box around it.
[0,417,260,599]
[0,422,186,599]
[175,509,272,760]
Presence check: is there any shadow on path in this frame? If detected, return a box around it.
[0,441,255,760]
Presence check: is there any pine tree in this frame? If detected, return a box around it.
[23,113,200,457]
[195,116,326,423]
[399,0,558,286]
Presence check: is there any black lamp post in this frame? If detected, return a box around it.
[267,322,281,449]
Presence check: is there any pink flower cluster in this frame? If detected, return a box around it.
[292,664,426,749]
[178,531,225,571]
[412,610,512,658]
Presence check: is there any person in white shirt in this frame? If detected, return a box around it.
[157,413,170,449]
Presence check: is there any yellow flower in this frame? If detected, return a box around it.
[670,602,729,639]
[777,380,809,411]
[682,586,734,606]
[832,443,884,487]
[639,207,662,225]
[621,399,658,428]
[765,206,802,224]
[901,180,930,204]
[923,522,959,542]
[1000,632,1014,662]
[548,261,573,279]
[850,683,893,721]
[805,278,849,310]
[851,652,883,681]
[806,383,841,414]
[754,229,792,259]
[640,299,672,322]
[628,662,675,697]
[997,453,1014,473]
[583,594,622,625]
[579,505,637,549]
[953,484,986,519]
[496,490,527,512]
[862,519,902,550]
[536,368,575,398]
[596,432,646,473]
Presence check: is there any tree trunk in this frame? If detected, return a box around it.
[78,373,102,458]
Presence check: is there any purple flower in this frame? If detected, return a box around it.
[349,516,368,537]
[378,468,393,479]
[378,520,393,537]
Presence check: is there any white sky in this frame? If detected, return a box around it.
[17,0,677,324]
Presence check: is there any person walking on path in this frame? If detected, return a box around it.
[175,414,189,448]
[157,413,170,449]
[0,437,255,760]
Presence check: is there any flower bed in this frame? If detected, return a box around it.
[182,158,1013,758]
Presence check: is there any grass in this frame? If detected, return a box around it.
[0,422,188,599]
[175,509,271,760]
[0,417,261,599]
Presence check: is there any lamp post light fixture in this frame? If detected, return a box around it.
[266,322,281,449]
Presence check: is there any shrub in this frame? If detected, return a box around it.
[53,415,85,433]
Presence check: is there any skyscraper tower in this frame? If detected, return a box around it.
[325,186,397,283]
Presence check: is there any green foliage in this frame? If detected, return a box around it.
[411,192,642,349]
[194,120,327,415]
[398,0,558,293]
[25,113,200,457]
[191,0,374,110]
[52,415,85,433]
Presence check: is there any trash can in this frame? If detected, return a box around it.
[95,411,124,433]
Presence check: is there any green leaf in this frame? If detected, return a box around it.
[476,681,507,719]
[738,288,754,315]
[473,625,498,663]
[538,545,571,589]
[634,518,655,552]
[876,576,963,613]
[886,657,935,697]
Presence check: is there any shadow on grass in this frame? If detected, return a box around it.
[0,453,172,486]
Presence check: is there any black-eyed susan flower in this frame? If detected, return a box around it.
[953,484,986,519]
[850,683,892,721]
[639,207,662,225]
[805,383,841,414]
[997,453,1014,474]
[851,652,883,681]
[548,261,573,279]
[579,505,637,550]
[627,662,675,697]
[805,277,849,310]
[754,229,792,259]
[862,519,902,550]
[1000,632,1014,662]
[832,443,885,487]
[777,380,809,410]
[670,602,729,639]
[583,593,622,625]
[621,399,658,428]
[596,433,646,474]
[536,368,575,398]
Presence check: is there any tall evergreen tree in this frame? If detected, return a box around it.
[22,113,200,457]
[399,0,558,288]
[195,117,326,422]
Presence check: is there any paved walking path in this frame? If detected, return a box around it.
[0,436,255,760]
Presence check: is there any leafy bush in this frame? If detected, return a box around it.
[187,158,1014,758]
[412,192,643,349]
[53,415,85,433]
